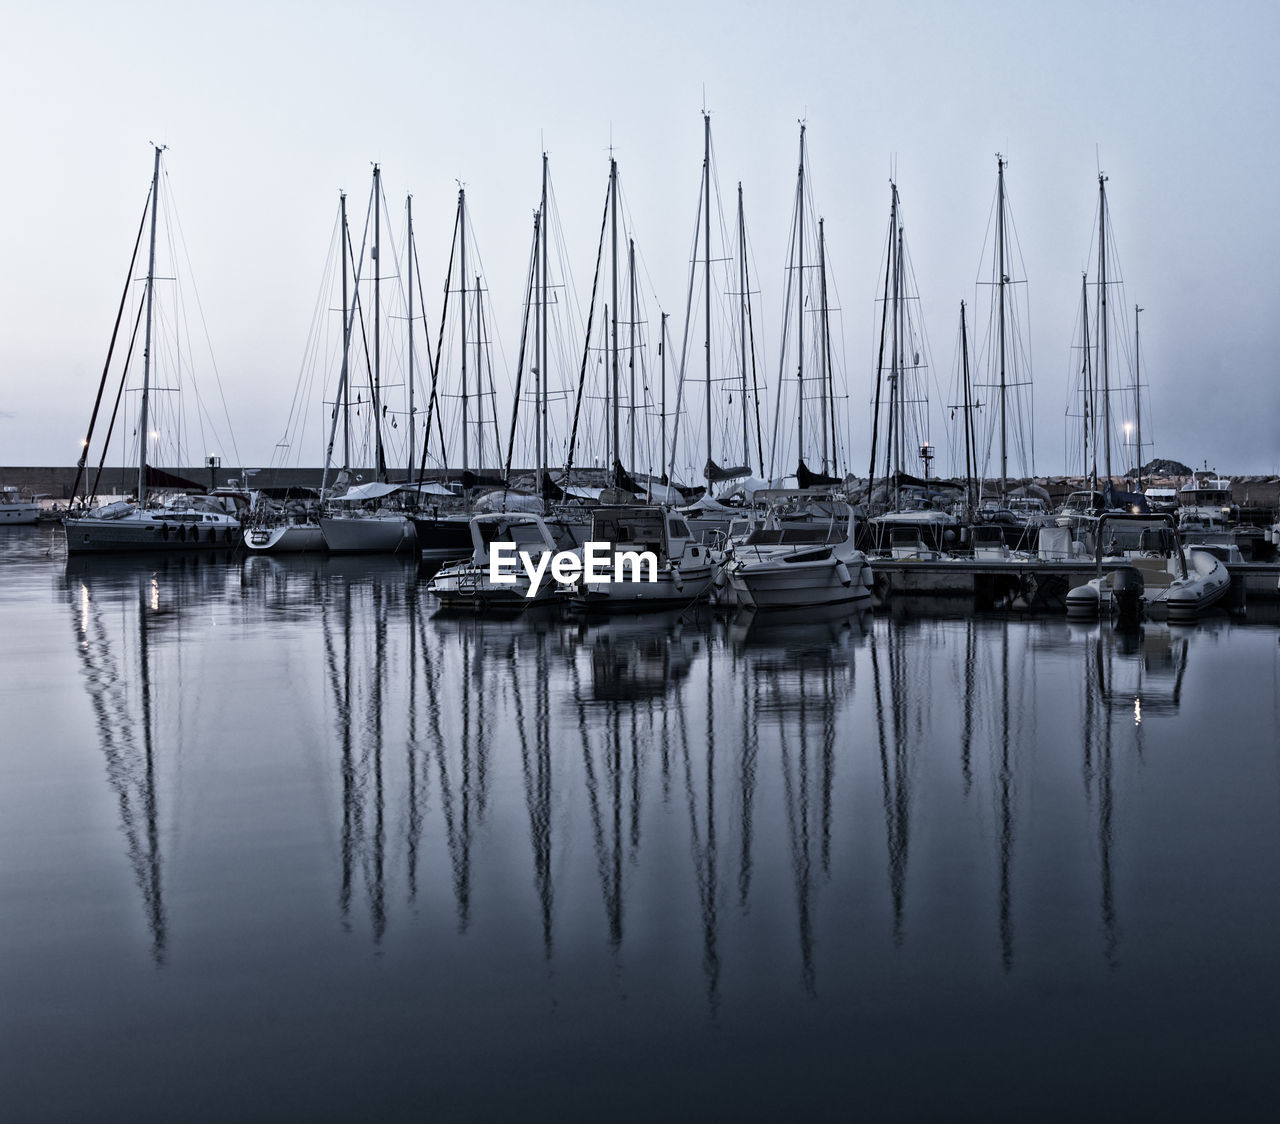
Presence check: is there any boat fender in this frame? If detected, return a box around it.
[836,560,852,587]
[672,564,684,593]
[176,524,186,543]
[160,524,169,541]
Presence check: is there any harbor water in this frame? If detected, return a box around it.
[3,524,1279,1119]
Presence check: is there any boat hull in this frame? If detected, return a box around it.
[726,554,873,611]
[409,515,474,562]
[64,513,241,553]
[244,523,327,553]
[1,504,41,526]
[320,514,415,554]
[567,564,715,614]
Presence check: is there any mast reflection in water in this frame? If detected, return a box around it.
[2,541,1279,1118]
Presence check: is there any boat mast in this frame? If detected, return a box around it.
[867,185,895,506]
[1081,273,1093,491]
[407,194,415,483]
[703,112,712,485]
[819,217,833,475]
[1134,303,1143,490]
[628,237,638,472]
[459,187,469,474]
[959,301,976,512]
[341,191,351,471]
[737,182,750,473]
[137,143,163,504]
[996,154,1008,500]
[610,156,620,476]
[1098,173,1111,486]
[660,312,668,484]
[795,124,806,470]
[539,153,549,487]
[475,273,485,468]
[373,164,385,482]
[896,199,906,509]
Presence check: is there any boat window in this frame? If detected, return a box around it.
[668,519,691,538]
[744,526,830,546]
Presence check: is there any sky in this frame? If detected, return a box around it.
[2,0,1278,477]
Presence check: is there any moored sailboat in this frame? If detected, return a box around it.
[64,145,241,554]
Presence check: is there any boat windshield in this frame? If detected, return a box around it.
[590,511,666,552]
[477,520,549,549]
[745,525,839,547]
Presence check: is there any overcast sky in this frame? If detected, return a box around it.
[2,0,1277,476]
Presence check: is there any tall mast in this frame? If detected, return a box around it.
[539,153,549,485]
[407,194,415,483]
[895,222,905,499]
[867,185,895,504]
[819,217,833,474]
[1080,275,1090,486]
[996,155,1008,499]
[703,112,712,483]
[795,123,806,468]
[1099,173,1112,486]
[459,187,469,474]
[660,312,668,484]
[340,191,351,471]
[610,156,620,474]
[373,164,385,482]
[1134,303,1143,490]
[737,182,750,473]
[475,273,484,468]
[137,143,163,503]
[960,301,975,511]
[628,237,637,472]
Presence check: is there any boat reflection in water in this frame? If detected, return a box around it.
[31,551,1280,1118]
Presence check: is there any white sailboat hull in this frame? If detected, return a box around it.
[319,513,415,554]
[244,522,327,553]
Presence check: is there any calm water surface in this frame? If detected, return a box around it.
[3,525,1279,1119]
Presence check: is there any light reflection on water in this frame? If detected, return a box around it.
[3,535,1280,1118]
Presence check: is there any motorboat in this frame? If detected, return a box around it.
[723,504,872,612]
[428,513,560,611]
[0,486,41,526]
[561,506,715,613]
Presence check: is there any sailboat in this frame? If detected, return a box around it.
[317,164,416,555]
[766,123,846,495]
[64,146,242,554]
[866,179,956,556]
[670,113,767,541]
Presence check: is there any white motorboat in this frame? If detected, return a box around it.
[723,506,872,612]
[562,506,715,613]
[428,513,560,611]
[0,486,41,525]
